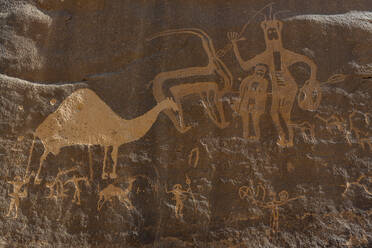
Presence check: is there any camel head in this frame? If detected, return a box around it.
[128,177,137,185]
[163,98,179,112]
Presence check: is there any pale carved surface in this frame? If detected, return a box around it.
[0,1,371,247]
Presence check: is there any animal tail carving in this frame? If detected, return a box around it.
[25,134,36,177]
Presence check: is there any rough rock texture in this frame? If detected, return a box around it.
[0,0,372,247]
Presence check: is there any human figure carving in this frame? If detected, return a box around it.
[65,175,89,205]
[347,110,372,150]
[165,184,191,219]
[341,174,372,197]
[46,167,77,201]
[315,114,346,135]
[233,64,269,141]
[26,88,179,184]
[239,184,303,233]
[228,13,318,147]
[97,177,137,211]
[6,175,31,219]
[147,28,233,132]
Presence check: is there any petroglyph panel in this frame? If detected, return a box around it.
[0,1,371,247]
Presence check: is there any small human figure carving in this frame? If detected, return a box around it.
[165,184,191,219]
[165,175,196,220]
[233,64,269,141]
[315,113,346,135]
[239,184,303,233]
[97,177,137,211]
[341,174,372,197]
[347,110,372,150]
[64,175,90,205]
[6,175,31,219]
[46,167,77,201]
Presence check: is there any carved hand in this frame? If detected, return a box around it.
[227,32,245,43]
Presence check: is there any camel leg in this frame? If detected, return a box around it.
[110,146,118,179]
[88,145,93,181]
[102,146,109,179]
[35,149,49,184]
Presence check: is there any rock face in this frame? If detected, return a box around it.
[0,0,372,247]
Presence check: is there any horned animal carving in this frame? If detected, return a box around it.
[97,177,137,211]
[27,88,179,184]
[148,28,233,132]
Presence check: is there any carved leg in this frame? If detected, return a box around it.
[179,201,184,218]
[6,200,14,217]
[14,205,18,219]
[76,191,81,205]
[242,114,251,140]
[210,91,229,128]
[110,146,118,179]
[14,198,20,219]
[283,117,294,147]
[35,150,49,184]
[252,113,261,141]
[88,145,93,181]
[274,208,279,233]
[102,146,109,179]
[281,98,295,147]
[271,109,286,147]
[173,96,192,132]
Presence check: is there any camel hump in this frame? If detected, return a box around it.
[35,88,123,141]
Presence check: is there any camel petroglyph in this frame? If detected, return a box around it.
[26,88,179,184]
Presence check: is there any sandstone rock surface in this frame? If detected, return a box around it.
[0,0,371,247]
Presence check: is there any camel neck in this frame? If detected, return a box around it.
[117,100,169,144]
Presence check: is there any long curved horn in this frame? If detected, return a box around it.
[273,10,290,20]
[146,28,210,43]
[239,2,274,36]
[146,28,216,57]
[269,4,273,20]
